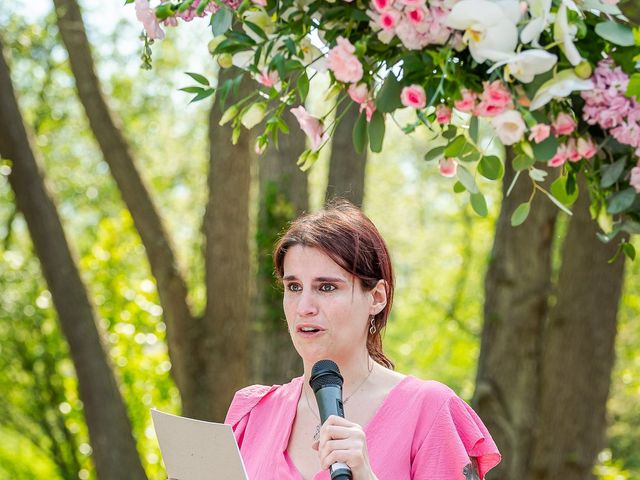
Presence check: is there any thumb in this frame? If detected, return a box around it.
[311,440,319,451]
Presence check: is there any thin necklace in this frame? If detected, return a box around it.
[304,362,375,441]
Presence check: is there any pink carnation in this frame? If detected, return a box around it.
[439,158,458,177]
[566,139,581,163]
[435,105,452,124]
[290,106,328,151]
[327,37,363,84]
[348,83,369,104]
[630,162,640,193]
[553,112,577,136]
[475,81,513,117]
[454,89,478,113]
[577,138,597,159]
[528,124,551,143]
[547,144,569,168]
[401,85,427,109]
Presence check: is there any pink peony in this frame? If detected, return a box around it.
[553,112,577,136]
[435,105,452,124]
[135,0,165,40]
[439,158,458,177]
[529,124,551,143]
[491,110,526,145]
[348,83,369,104]
[327,37,363,84]
[475,81,513,117]
[454,89,478,113]
[290,106,328,151]
[401,85,427,109]
[548,144,569,167]
[577,138,597,159]
[630,162,640,193]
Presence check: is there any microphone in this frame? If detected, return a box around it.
[309,360,353,480]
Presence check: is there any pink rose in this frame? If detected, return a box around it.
[348,83,369,104]
[630,163,640,193]
[327,37,363,84]
[547,144,569,168]
[491,110,526,145]
[256,69,279,87]
[439,158,458,177]
[135,0,165,40]
[401,85,427,109]
[577,137,597,159]
[454,89,477,113]
[290,106,328,151]
[553,112,577,136]
[435,105,452,124]
[475,81,513,117]
[528,124,551,143]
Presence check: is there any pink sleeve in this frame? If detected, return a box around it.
[224,384,276,448]
[412,395,501,480]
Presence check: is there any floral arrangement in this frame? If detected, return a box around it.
[130,0,640,258]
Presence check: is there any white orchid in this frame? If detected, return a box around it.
[488,49,558,83]
[530,69,593,110]
[520,0,554,46]
[554,2,583,66]
[445,0,520,63]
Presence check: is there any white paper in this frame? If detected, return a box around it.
[151,408,248,480]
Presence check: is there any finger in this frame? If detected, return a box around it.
[311,440,319,451]
[319,438,362,460]
[319,424,363,443]
[324,415,356,427]
[321,448,364,470]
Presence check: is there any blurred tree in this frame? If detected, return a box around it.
[0,37,147,480]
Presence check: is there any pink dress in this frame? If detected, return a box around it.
[225,376,500,480]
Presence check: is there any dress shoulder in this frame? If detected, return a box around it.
[224,383,279,428]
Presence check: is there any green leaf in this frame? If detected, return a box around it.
[542,189,573,215]
[453,181,466,193]
[469,116,479,144]
[606,188,637,214]
[512,154,535,171]
[442,125,457,140]
[444,135,466,158]
[626,73,640,101]
[352,110,368,154]
[622,242,636,261]
[375,75,403,113]
[511,202,530,226]
[298,72,309,103]
[600,156,627,188]
[211,6,233,36]
[550,175,579,207]
[457,165,478,193]
[179,86,204,94]
[424,145,445,162]
[470,192,488,217]
[189,88,215,103]
[477,155,504,180]
[595,21,634,46]
[185,72,210,86]
[368,110,385,153]
[531,135,558,162]
[243,21,268,40]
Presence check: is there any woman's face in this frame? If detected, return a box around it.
[282,245,386,366]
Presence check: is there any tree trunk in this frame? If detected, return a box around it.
[203,71,253,421]
[52,0,200,413]
[530,178,626,480]
[0,38,147,480]
[252,109,308,385]
[473,154,558,479]
[324,103,367,207]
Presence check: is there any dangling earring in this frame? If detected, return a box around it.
[369,316,377,335]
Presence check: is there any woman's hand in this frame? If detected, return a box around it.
[312,415,378,480]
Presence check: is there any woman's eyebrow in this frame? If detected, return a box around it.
[281,275,347,283]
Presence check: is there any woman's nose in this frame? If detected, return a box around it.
[296,290,318,316]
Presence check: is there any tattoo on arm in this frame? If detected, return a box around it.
[463,458,480,480]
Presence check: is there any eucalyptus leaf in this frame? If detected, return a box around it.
[606,188,636,214]
[368,111,386,153]
[511,202,530,226]
[513,154,535,171]
[477,155,504,180]
[595,21,634,46]
[211,6,233,36]
[469,116,479,144]
[600,156,627,188]
[424,145,445,162]
[457,165,478,193]
[375,75,403,113]
[453,181,466,193]
[353,110,368,154]
[444,135,466,158]
[531,135,558,162]
[470,192,488,217]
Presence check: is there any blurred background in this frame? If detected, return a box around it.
[0,1,639,479]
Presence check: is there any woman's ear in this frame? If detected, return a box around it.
[369,279,388,315]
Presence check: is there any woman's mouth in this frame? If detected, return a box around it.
[296,325,325,337]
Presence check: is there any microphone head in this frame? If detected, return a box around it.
[310,359,344,393]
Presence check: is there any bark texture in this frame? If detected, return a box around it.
[473,156,558,479]
[252,109,308,385]
[325,103,367,207]
[203,72,253,421]
[53,0,201,414]
[530,178,626,480]
[0,40,147,480]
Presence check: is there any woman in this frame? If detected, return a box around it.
[225,201,500,480]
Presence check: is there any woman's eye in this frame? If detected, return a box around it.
[319,283,336,292]
[287,283,302,292]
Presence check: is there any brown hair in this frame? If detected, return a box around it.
[273,200,394,369]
